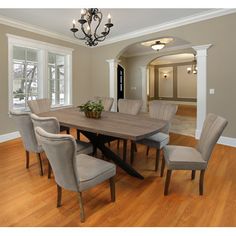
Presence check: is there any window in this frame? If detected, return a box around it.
[8,34,73,111]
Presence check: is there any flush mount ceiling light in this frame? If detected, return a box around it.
[151,41,165,51]
[141,37,173,51]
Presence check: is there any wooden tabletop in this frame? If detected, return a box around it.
[40,107,167,141]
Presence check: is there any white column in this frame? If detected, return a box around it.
[106,59,120,111]
[192,44,212,139]
[140,66,148,112]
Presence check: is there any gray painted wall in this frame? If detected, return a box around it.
[90,13,236,138]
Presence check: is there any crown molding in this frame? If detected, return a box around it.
[0,9,235,48]
[0,14,85,46]
[98,8,236,47]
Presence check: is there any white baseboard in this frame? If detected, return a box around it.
[195,129,236,147]
[0,131,20,143]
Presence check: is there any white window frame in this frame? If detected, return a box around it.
[7,34,73,111]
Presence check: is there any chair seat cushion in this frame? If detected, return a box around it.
[163,145,207,170]
[74,154,116,191]
[137,132,169,149]
[76,140,93,155]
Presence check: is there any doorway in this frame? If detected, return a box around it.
[117,64,124,100]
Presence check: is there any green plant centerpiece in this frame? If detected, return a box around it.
[78,100,104,119]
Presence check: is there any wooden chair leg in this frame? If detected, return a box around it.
[78,130,81,140]
[164,170,172,196]
[26,150,29,169]
[199,170,205,195]
[155,149,160,171]
[160,156,165,177]
[57,184,62,207]
[109,176,116,202]
[130,141,135,165]
[134,143,137,152]
[36,153,43,176]
[191,170,196,180]
[78,192,85,223]
[146,146,150,156]
[66,128,70,134]
[123,139,127,162]
[48,160,52,179]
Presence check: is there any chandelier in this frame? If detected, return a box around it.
[70,8,114,47]
[187,55,197,74]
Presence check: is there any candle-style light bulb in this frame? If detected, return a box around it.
[87,25,91,34]
[81,9,86,19]
[72,19,76,28]
[81,9,86,15]
[108,13,111,23]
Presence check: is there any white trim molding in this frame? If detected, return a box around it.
[195,130,236,148]
[106,59,120,111]
[0,15,84,46]
[1,9,236,47]
[192,44,212,140]
[99,9,236,46]
[0,131,20,143]
[140,66,148,112]
[7,34,73,112]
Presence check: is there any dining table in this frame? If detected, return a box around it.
[39,107,167,179]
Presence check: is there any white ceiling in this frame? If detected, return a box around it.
[0,8,213,44]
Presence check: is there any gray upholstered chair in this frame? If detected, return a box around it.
[118,98,143,115]
[136,101,178,171]
[117,99,143,162]
[27,98,70,134]
[94,96,114,111]
[10,111,44,176]
[31,114,93,178]
[35,127,116,222]
[161,113,228,196]
[27,98,51,114]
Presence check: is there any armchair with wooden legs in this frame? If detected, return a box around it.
[35,127,116,222]
[136,101,178,171]
[10,111,44,176]
[161,113,228,195]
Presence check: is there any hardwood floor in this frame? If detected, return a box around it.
[176,104,196,117]
[0,130,236,226]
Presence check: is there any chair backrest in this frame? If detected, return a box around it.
[27,98,51,114]
[197,113,228,162]
[149,100,178,133]
[10,111,41,153]
[31,113,60,135]
[94,96,114,111]
[118,99,143,115]
[35,127,78,192]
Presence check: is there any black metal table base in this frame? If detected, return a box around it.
[81,131,144,180]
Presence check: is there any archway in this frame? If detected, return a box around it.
[107,39,211,138]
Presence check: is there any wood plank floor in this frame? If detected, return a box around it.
[0,130,236,226]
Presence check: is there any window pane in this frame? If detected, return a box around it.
[12,47,39,110]
[27,49,38,63]
[48,53,65,106]
[13,46,25,61]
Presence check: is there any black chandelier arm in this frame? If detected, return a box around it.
[80,24,92,40]
[70,8,113,46]
[93,12,103,38]
[73,32,87,41]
